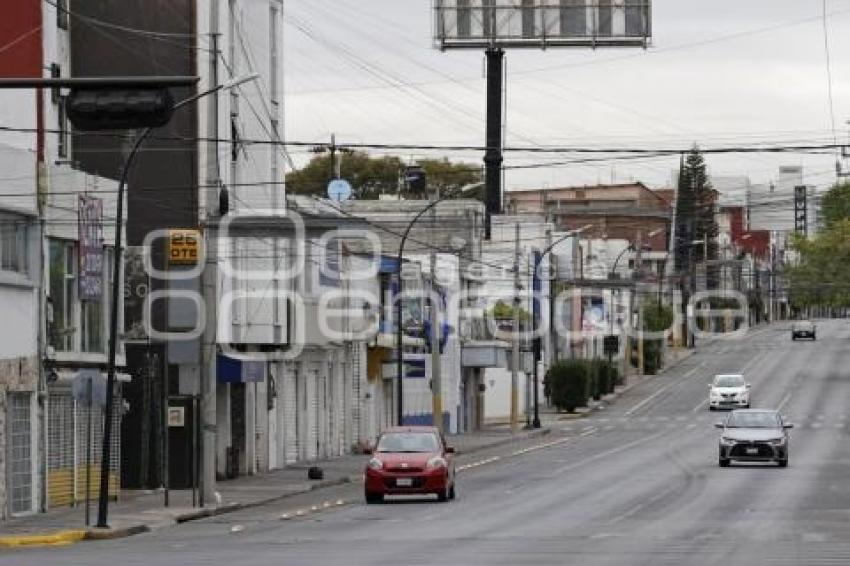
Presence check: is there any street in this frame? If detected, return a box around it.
[5,320,850,566]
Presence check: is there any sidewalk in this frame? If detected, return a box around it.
[0,424,550,546]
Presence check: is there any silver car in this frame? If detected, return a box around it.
[791,320,816,340]
[715,409,793,468]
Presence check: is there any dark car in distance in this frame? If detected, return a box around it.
[364,426,456,504]
[791,320,816,340]
[716,409,793,468]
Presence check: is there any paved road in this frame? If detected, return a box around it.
[6,321,850,566]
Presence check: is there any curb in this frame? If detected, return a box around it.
[85,524,149,541]
[0,530,87,548]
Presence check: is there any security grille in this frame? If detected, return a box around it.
[8,393,33,515]
[47,393,76,507]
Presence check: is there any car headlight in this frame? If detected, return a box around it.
[710,391,721,399]
[768,438,786,445]
[368,458,383,471]
[720,436,736,445]
[426,456,448,470]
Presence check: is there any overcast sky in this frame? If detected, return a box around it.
[282,1,850,193]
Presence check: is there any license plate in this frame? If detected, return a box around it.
[746,447,758,455]
[396,478,413,487]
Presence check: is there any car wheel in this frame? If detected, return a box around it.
[719,458,730,467]
[709,406,715,411]
[365,491,383,504]
[778,459,788,468]
[791,336,796,341]
[745,404,750,409]
[437,485,450,502]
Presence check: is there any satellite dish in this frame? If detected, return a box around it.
[327,179,353,201]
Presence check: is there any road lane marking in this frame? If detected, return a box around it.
[554,430,671,475]
[625,362,704,416]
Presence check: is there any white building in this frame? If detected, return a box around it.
[0,0,124,517]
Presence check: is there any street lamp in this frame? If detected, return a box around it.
[529,225,591,428]
[94,73,260,528]
[395,182,484,426]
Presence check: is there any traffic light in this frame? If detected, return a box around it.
[67,87,175,131]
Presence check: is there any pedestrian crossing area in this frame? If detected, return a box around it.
[561,413,850,433]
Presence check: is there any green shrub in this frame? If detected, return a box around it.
[549,361,589,413]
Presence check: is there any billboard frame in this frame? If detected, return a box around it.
[434,0,652,51]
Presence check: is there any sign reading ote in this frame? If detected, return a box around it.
[168,229,201,265]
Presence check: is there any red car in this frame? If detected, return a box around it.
[364,426,457,504]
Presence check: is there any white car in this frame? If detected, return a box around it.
[709,374,750,410]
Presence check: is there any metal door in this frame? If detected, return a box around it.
[7,393,34,515]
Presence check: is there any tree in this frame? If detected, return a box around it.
[285,151,481,200]
[821,182,850,228]
[675,146,719,288]
[787,219,850,308]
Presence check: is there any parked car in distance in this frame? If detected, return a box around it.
[709,374,750,410]
[791,320,816,340]
[364,426,456,504]
[716,409,792,467]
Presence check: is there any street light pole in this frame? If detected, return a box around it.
[395,182,483,426]
[96,74,259,528]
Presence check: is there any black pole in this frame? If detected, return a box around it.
[532,252,541,429]
[484,47,504,240]
[96,127,152,528]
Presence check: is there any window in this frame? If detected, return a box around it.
[596,0,612,36]
[482,0,496,38]
[0,214,29,275]
[49,240,76,351]
[56,0,69,30]
[560,0,586,37]
[50,64,61,104]
[457,0,471,38]
[57,96,69,158]
[521,0,536,38]
[624,0,646,37]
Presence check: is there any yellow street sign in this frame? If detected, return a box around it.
[168,229,201,265]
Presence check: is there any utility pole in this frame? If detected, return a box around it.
[636,230,644,376]
[511,223,520,433]
[430,251,443,434]
[200,0,220,508]
[329,133,337,182]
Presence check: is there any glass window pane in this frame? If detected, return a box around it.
[560,0,586,37]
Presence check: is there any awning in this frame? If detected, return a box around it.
[217,354,266,384]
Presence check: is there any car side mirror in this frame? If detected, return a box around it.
[714,422,724,429]
[783,423,794,429]
[445,446,455,454]
[363,446,373,455]
[746,384,751,389]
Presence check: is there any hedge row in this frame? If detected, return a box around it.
[545,359,620,413]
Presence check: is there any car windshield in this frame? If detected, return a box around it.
[795,321,813,329]
[726,412,781,428]
[714,375,745,388]
[376,432,440,453]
